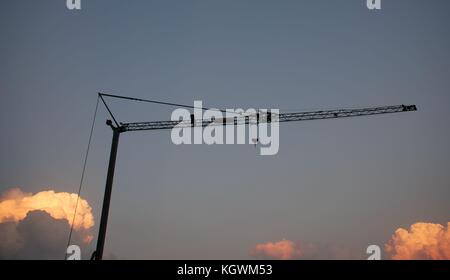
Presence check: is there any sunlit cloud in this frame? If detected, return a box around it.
[0,187,96,259]
[0,187,94,231]
[385,222,450,260]
[251,239,301,260]
[251,239,354,260]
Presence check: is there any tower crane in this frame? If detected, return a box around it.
[90,92,417,260]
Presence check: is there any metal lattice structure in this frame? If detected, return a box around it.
[120,105,417,132]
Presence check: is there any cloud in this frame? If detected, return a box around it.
[251,239,301,260]
[250,239,354,260]
[0,188,95,259]
[385,222,450,260]
[0,187,94,230]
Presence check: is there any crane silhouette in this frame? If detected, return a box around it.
[89,92,417,260]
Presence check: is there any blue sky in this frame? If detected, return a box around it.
[0,0,449,259]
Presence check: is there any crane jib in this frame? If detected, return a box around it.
[120,104,417,132]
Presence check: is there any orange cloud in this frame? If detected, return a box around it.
[251,239,302,260]
[0,187,94,231]
[385,222,450,260]
[251,239,355,260]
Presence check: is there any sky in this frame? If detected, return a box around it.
[0,0,449,259]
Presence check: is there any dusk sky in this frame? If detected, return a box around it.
[0,0,449,259]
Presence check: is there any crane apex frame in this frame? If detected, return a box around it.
[90,92,417,260]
